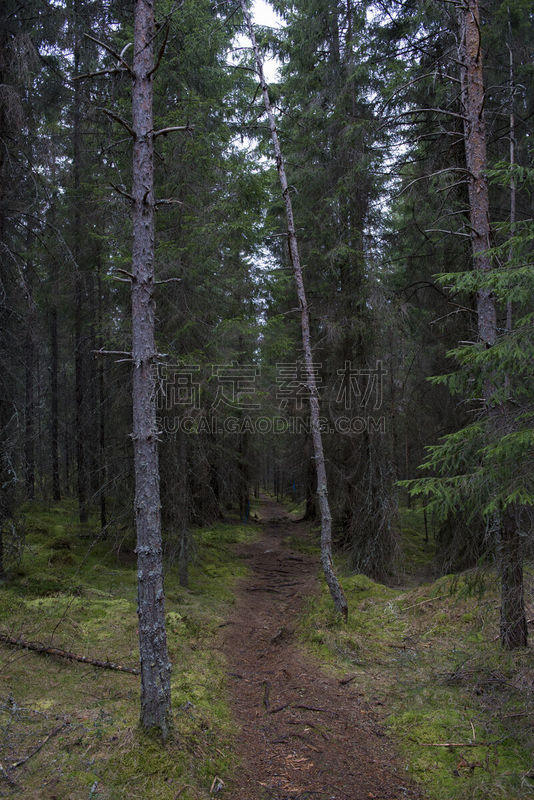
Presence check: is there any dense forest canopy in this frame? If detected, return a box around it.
[0,0,533,792]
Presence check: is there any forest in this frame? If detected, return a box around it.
[1,0,533,797]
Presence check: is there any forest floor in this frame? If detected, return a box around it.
[222,497,422,800]
[1,497,533,799]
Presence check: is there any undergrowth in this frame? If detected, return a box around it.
[296,505,534,800]
[0,501,258,799]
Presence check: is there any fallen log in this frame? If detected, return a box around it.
[0,632,140,675]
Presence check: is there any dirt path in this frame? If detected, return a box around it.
[222,497,422,800]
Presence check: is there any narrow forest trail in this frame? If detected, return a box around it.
[221,497,423,800]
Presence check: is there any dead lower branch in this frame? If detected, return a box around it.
[99,108,135,138]
[155,198,184,207]
[148,23,169,77]
[110,183,134,203]
[84,33,134,76]
[153,125,193,138]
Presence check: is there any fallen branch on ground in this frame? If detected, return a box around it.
[419,740,500,748]
[0,633,140,675]
[401,594,448,611]
[11,721,70,769]
[269,703,290,714]
[262,680,271,710]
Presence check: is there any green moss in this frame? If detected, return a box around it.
[284,523,321,555]
[399,505,437,576]
[0,501,259,798]
[296,513,534,800]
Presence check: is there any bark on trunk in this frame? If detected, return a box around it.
[459,0,495,346]
[177,429,189,587]
[302,437,317,521]
[499,506,527,649]
[88,273,99,501]
[72,8,88,523]
[24,268,35,500]
[241,0,348,619]
[50,301,61,501]
[97,264,106,531]
[506,10,515,333]
[459,0,527,648]
[131,0,172,738]
[239,431,250,522]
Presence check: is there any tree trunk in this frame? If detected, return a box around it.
[506,11,515,334]
[459,0,526,648]
[63,367,70,494]
[241,1,348,619]
[459,0,494,345]
[88,272,99,502]
[499,506,527,649]
[178,431,189,588]
[239,431,250,522]
[72,5,88,524]
[24,266,35,500]
[131,0,172,739]
[302,437,317,521]
[97,263,106,531]
[50,300,61,501]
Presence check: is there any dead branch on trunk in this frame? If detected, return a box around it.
[84,33,134,76]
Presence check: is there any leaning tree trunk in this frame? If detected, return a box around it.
[459,0,527,648]
[131,0,172,737]
[241,0,348,619]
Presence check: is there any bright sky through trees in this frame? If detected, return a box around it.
[251,0,283,81]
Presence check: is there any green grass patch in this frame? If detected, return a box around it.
[296,513,534,800]
[399,505,438,580]
[285,524,320,555]
[0,502,259,798]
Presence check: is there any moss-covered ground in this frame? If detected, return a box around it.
[297,506,534,800]
[3,499,534,799]
[0,500,259,799]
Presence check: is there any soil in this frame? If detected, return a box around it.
[221,497,423,800]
